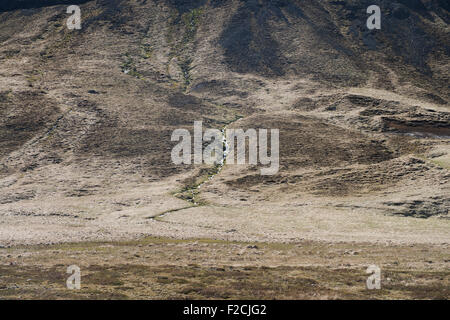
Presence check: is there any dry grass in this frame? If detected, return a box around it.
[0,237,448,300]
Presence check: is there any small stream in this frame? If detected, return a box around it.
[196,127,230,191]
[155,126,231,218]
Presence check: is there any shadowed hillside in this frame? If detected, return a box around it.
[0,1,92,12]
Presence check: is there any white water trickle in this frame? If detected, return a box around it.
[197,127,230,190]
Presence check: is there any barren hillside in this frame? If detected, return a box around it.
[0,0,448,247]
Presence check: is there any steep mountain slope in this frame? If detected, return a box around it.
[0,0,448,246]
